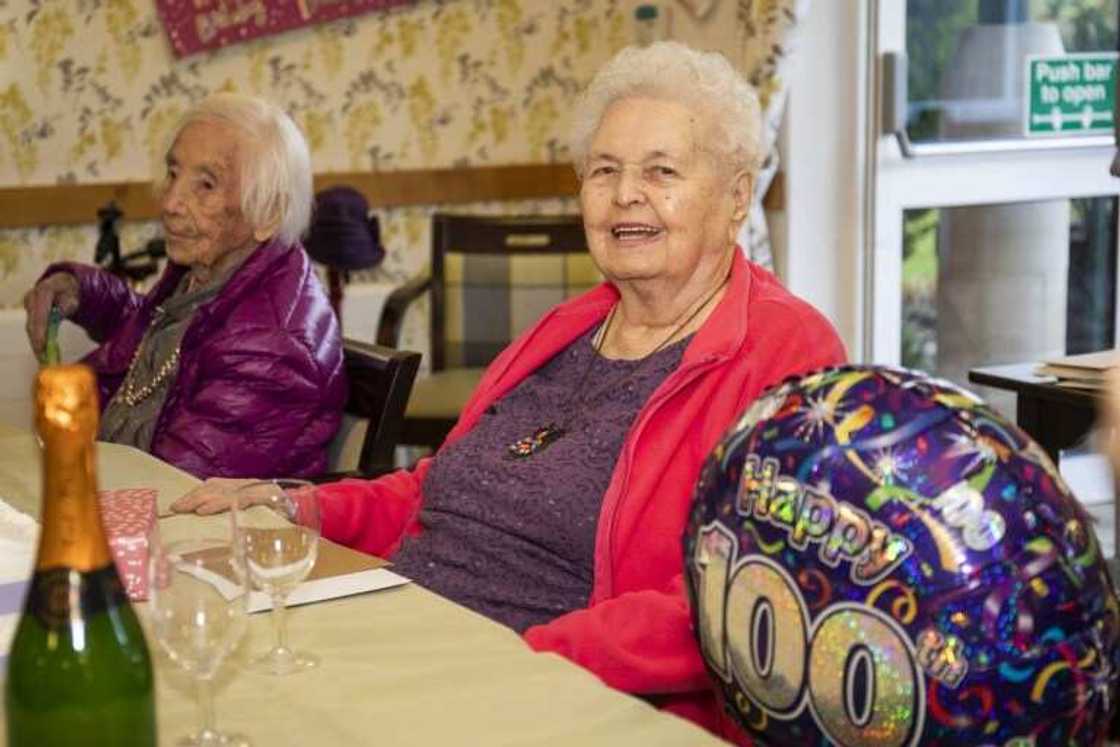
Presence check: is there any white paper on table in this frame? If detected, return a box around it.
[248,569,410,613]
[185,565,410,613]
[0,497,39,661]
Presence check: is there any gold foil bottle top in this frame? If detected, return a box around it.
[33,364,111,572]
[35,365,98,443]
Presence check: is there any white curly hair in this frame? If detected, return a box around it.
[158,93,312,246]
[569,41,762,178]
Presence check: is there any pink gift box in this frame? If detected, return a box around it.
[98,488,158,601]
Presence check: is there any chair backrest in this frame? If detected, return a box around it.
[430,213,598,371]
[328,338,422,476]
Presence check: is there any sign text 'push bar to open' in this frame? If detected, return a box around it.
[1026,52,1118,137]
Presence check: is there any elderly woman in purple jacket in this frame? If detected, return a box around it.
[23,93,345,479]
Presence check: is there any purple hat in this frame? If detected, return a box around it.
[305,186,384,271]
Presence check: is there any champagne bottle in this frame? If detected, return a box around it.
[5,365,156,746]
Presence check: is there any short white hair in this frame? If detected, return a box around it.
[161,93,312,246]
[570,42,762,178]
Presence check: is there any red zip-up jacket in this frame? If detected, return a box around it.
[314,250,845,741]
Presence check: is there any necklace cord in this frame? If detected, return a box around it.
[505,268,732,459]
[568,270,731,425]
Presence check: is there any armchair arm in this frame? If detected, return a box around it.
[376,272,431,348]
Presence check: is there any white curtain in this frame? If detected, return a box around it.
[736,0,812,271]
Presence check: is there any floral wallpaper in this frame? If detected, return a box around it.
[0,0,805,338]
[1,0,632,184]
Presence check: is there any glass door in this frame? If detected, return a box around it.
[870,0,1120,418]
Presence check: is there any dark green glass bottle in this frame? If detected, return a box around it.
[5,365,156,746]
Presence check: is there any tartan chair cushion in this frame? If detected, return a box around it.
[381,213,595,452]
[439,227,600,368]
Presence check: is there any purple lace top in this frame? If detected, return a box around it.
[391,327,689,632]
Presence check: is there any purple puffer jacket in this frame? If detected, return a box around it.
[44,239,346,479]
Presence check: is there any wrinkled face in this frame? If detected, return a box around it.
[579,96,748,292]
[159,119,260,269]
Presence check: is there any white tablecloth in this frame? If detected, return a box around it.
[0,424,723,746]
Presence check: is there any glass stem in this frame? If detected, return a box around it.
[272,593,288,652]
[196,675,217,737]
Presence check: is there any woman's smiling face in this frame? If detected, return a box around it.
[579,96,747,296]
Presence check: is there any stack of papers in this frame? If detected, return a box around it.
[1034,349,1117,390]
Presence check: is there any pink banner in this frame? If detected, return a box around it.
[156,0,416,58]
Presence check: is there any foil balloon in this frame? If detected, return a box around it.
[683,365,1120,747]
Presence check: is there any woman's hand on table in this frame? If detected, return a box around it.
[172,478,319,529]
[171,477,260,515]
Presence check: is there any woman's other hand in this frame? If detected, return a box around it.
[23,273,79,356]
[171,477,261,515]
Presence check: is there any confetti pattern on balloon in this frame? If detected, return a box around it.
[684,365,1120,747]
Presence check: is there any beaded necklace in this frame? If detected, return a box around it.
[117,340,182,407]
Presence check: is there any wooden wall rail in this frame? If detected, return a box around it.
[0,164,581,230]
[0,163,784,230]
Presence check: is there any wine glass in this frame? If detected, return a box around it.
[148,536,250,746]
[233,479,321,675]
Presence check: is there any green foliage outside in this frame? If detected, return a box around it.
[901,209,939,370]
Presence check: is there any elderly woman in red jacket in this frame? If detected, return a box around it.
[174,43,845,740]
[23,93,345,479]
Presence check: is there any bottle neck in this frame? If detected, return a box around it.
[36,433,112,572]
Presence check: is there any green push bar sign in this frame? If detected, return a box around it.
[1026,52,1117,136]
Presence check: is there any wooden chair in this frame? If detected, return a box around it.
[324,338,421,478]
[377,213,596,450]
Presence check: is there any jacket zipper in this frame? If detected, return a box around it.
[592,353,725,602]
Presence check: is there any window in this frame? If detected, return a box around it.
[872,0,1120,415]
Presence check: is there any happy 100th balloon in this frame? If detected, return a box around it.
[684,365,1120,747]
